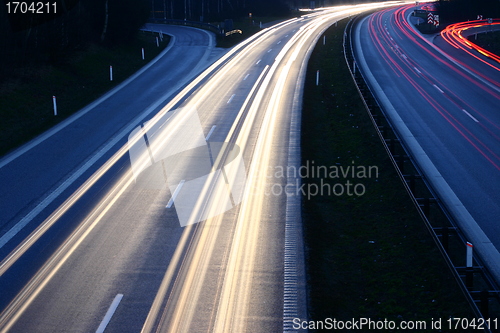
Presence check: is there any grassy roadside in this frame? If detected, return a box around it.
[0,31,169,157]
[301,19,475,330]
[471,30,500,57]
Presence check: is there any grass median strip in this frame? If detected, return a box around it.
[301,19,475,329]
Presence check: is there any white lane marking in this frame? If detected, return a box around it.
[401,54,407,59]
[166,180,185,208]
[277,40,281,44]
[227,94,235,104]
[243,73,250,81]
[462,109,479,123]
[268,49,273,53]
[285,35,289,37]
[0,119,141,249]
[205,125,217,141]
[256,59,261,65]
[95,294,124,333]
[433,84,444,94]
[414,67,422,74]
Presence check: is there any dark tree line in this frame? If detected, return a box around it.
[1,0,150,77]
[149,0,376,22]
[149,0,291,22]
[438,0,500,22]
[1,0,386,78]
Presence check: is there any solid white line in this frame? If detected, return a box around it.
[462,109,479,123]
[166,180,185,208]
[433,84,444,93]
[95,294,123,333]
[243,73,250,80]
[227,94,235,104]
[205,125,217,141]
[0,89,179,250]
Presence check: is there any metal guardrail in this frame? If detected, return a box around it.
[343,15,500,330]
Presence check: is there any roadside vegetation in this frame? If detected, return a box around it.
[301,19,475,329]
[0,33,168,156]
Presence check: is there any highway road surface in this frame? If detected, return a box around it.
[354,5,500,282]
[0,3,403,333]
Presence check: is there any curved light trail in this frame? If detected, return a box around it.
[441,19,500,66]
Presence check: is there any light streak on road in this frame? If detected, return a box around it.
[441,19,500,66]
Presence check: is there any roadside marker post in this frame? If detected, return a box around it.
[156,36,159,47]
[316,70,319,86]
[466,242,474,289]
[110,66,113,81]
[142,48,145,60]
[52,96,57,116]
